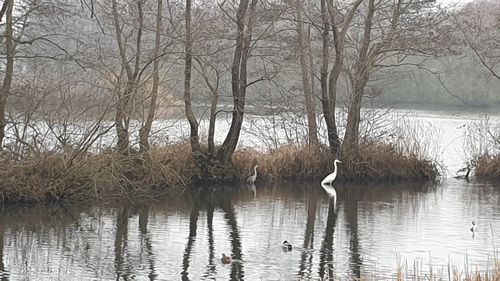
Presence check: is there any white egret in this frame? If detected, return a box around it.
[321,159,342,185]
[246,165,259,184]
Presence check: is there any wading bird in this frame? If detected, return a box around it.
[321,159,342,185]
[282,240,292,251]
[246,165,259,184]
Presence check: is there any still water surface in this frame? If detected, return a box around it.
[0,179,499,280]
[1,109,500,280]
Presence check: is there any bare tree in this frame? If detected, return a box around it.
[343,0,377,154]
[193,56,224,156]
[184,0,201,155]
[319,0,362,155]
[138,0,163,152]
[216,0,259,164]
[0,0,14,148]
[454,1,500,80]
[341,0,446,156]
[111,0,145,153]
[295,0,319,147]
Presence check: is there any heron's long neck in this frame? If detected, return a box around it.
[333,162,338,177]
[254,167,257,177]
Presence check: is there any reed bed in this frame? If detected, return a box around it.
[462,115,500,178]
[233,142,439,183]
[0,142,197,203]
[0,140,439,203]
[475,156,500,178]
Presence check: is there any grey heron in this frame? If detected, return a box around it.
[246,165,259,184]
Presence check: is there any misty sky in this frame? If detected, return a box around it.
[438,0,474,5]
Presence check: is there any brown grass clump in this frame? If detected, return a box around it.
[349,143,440,181]
[0,142,196,203]
[0,140,439,203]
[233,145,332,182]
[474,155,500,178]
[233,143,439,183]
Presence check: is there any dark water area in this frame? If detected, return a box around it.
[0,179,499,280]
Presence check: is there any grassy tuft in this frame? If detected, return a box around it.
[233,143,439,183]
[0,142,196,203]
[475,156,500,178]
[0,140,439,203]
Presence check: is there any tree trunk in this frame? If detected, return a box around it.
[296,0,319,147]
[207,79,218,155]
[112,0,144,153]
[115,81,133,152]
[184,0,201,154]
[343,0,375,155]
[0,0,14,148]
[139,0,162,152]
[216,0,258,164]
[194,58,219,156]
[319,0,340,155]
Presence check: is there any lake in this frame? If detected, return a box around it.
[0,180,499,280]
[0,108,499,280]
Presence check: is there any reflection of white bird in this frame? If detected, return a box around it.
[321,183,337,208]
[321,159,342,185]
[321,183,337,198]
[246,165,258,184]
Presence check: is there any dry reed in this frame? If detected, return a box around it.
[233,142,439,183]
[475,156,500,178]
[0,142,196,203]
[1,140,439,203]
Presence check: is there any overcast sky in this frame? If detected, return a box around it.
[437,0,474,5]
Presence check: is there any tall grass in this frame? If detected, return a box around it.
[0,142,197,203]
[463,115,500,178]
[233,142,439,182]
[0,134,440,203]
[391,258,500,281]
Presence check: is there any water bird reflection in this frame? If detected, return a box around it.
[321,183,337,208]
[246,183,256,199]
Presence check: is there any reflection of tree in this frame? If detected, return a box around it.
[344,190,361,279]
[114,207,132,281]
[202,205,216,278]
[318,199,337,280]
[138,206,157,281]
[179,186,246,280]
[0,219,9,281]
[298,193,317,278]
[220,197,244,280]
[181,202,201,281]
